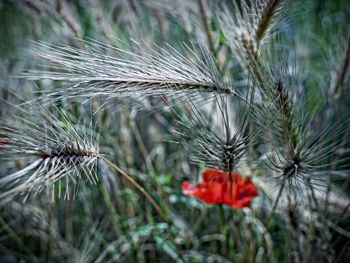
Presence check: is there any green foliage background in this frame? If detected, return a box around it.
[0,0,349,262]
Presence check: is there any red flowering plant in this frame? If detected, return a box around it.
[182,168,258,209]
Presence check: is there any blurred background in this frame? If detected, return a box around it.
[0,0,349,262]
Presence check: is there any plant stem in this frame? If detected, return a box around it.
[219,205,227,254]
[100,184,122,234]
[0,216,38,263]
[266,182,285,226]
[101,156,167,222]
[334,36,350,99]
[197,0,215,54]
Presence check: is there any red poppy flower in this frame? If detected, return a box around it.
[182,169,258,209]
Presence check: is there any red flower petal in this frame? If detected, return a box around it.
[182,169,258,209]
[182,180,225,203]
[202,169,229,183]
[233,178,258,208]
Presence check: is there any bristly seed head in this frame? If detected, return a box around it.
[223,144,237,171]
[222,139,246,172]
[175,95,256,173]
[267,117,350,190]
[0,106,99,204]
[20,40,238,110]
[281,151,304,181]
